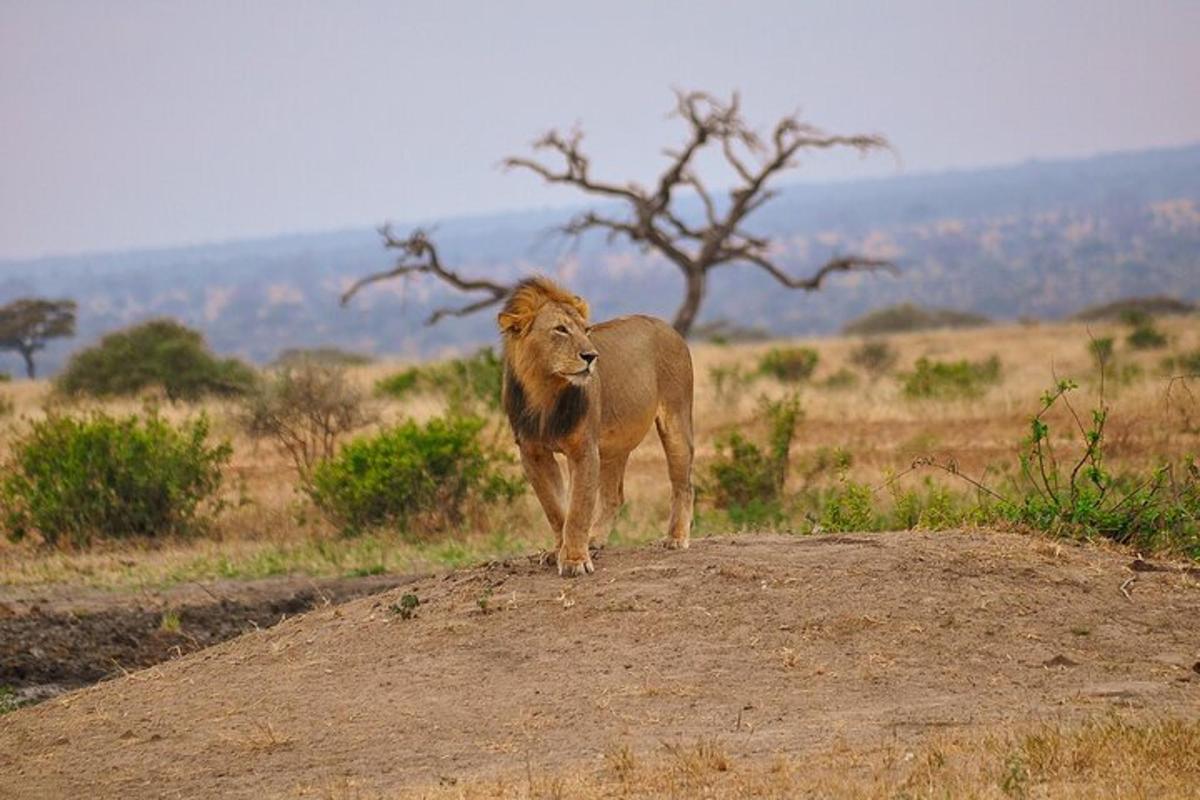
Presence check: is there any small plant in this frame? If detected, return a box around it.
[0,371,10,383]
[704,395,802,525]
[476,586,495,614]
[308,414,523,535]
[376,347,503,412]
[1088,336,1114,366]
[1117,308,1172,349]
[848,339,898,380]
[159,610,182,634]
[901,355,1001,400]
[0,686,20,715]
[708,364,756,403]
[0,409,232,547]
[0,393,12,418]
[820,368,859,390]
[56,319,257,401]
[816,477,878,532]
[758,347,819,383]
[241,360,373,483]
[390,593,420,620]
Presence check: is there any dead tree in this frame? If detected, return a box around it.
[343,90,895,335]
[0,298,77,379]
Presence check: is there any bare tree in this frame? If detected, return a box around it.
[0,298,77,379]
[344,90,895,335]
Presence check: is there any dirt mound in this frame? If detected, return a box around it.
[3,531,1199,799]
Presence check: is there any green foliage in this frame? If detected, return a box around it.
[842,303,990,335]
[708,363,757,403]
[704,395,802,526]
[820,368,860,390]
[57,319,257,401]
[1088,337,1114,366]
[0,372,10,383]
[0,393,11,418]
[1162,349,1200,375]
[0,409,232,547]
[308,414,523,535]
[848,339,898,379]
[816,478,879,533]
[901,356,1002,400]
[390,593,420,619]
[376,347,503,412]
[1072,295,1196,322]
[0,686,21,716]
[241,360,372,481]
[758,347,819,383]
[1126,322,1167,350]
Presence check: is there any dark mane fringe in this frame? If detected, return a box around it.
[504,365,588,443]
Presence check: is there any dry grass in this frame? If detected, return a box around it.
[1,316,1197,588]
[390,715,1200,799]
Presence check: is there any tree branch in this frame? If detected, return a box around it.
[340,225,513,325]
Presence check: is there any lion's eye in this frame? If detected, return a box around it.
[553,325,569,335]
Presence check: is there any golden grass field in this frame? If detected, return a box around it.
[0,315,1197,590]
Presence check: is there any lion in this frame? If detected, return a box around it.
[498,277,694,576]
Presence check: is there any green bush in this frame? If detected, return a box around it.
[758,347,819,383]
[308,414,522,535]
[848,339,898,380]
[708,363,757,403]
[704,395,802,526]
[0,410,232,546]
[1126,323,1167,350]
[815,478,879,532]
[376,347,503,412]
[820,368,860,390]
[0,371,10,383]
[900,356,1002,400]
[1162,349,1200,375]
[56,319,257,401]
[842,303,989,335]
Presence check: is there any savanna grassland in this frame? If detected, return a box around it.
[2,314,1199,799]
[1,314,1197,590]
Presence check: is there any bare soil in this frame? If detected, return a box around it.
[3,530,1199,800]
[0,574,417,705]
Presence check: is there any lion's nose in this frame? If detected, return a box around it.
[580,351,598,365]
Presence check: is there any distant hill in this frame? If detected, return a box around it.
[2,143,1199,376]
[1070,295,1197,322]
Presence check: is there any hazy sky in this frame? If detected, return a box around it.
[2,0,1198,260]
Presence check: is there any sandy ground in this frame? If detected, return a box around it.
[3,530,1200,799]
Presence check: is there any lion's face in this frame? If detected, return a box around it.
[519,303,598,386]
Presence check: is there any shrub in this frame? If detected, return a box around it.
[900,356,1002,400]
[1088,337,1114,366]
[241,361,373,481]
[376,347,503,412]
[0,372,10,383]
[1162,349,1200,375]
[1072,295,1196,322]
[842,303,990,335]
[708,364,756,403]
[820,368,860,391]
[308,414,522,535]
[848,339,898,380]
[0,410,232,547]
[0,393,11,418]
[758,347,819,383]
[1126,322,1167,350]
[816,478,879,532]
[704,395,802,525]
[57,319,257,401]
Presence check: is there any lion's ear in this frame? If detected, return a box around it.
[497,310,528,336]
[571,296,590,323]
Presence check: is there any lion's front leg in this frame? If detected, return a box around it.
[559,444,599,577]
[518,443,566,555]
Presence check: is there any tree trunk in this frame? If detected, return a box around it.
[19,346,35,380]
[671,269,707,336]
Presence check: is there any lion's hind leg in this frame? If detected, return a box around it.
[655,405,694,550]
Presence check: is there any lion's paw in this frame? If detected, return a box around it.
[557,551,595,577]
[662,537,690,551]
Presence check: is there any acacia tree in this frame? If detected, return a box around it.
[0,298,77,378]
[343,90,894,335]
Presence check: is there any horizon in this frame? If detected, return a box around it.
[2,138,1195,265]
[4,0,1199,261]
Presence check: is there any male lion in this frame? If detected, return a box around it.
[498,277,694,576]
